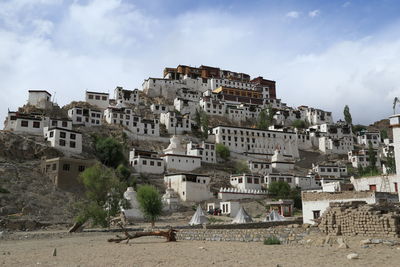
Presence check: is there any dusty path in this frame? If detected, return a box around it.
[1,233,400,266]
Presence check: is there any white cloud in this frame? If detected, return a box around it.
[286,11,300,19]
[308,10,320,18]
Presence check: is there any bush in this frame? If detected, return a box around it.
[268,181,291,199]
[137,185,163,227]
[292,119,308,129]
[216,144,230,160]
[116,164,131,182]
[264,236,281,245]
[95,137,125,168]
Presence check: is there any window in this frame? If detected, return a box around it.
[59,139,66,146]
[70,133,76,140]
[62,121,68,127]
[49,131,54,138]
[78,165,85,172]
[52,121,57,126]
[313,210,321,219]
[60,132,66,138]
[95,95,100,100]
[150,161,154,166]
[88,94,94,99]
[62,164,70,171]
[21,120,28,127]
[102,96,107,101]
[254,178,259,184]
[70,141,76,148]
[238,178,243,183]
[369,184,377,191]
[76,109,82,115]
[157,162,162,167]
[143,160,147,165]
[52,163,57,170]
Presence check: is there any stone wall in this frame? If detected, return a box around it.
[176,224,317,244]
[319,202,400,237]
[205,219,303,229]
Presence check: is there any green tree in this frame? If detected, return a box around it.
[216,143,230,160]
[343,105,352,125]
[136,185,163,227]
[234,161,249,174]
[76,164,128,227]
[95,137,125,168]
[257,106,274,130]
[194,109,209,140]
[386,149,396,174]
[268,181,291,199]
[368,141,377,170]
[380,129,388,140]
[116,164,131,183]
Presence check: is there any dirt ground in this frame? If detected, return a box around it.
[1,232,400,267]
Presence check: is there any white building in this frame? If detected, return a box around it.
[176,88,202,101]
[199,97,227,116]
[301,191,399,224]
[114,86,139,106]
[3,111,44,135]
[150,104,172,114]
[43,127,82,154]
[311,163,347,179]
[226,104,262,123]
[319,136,354,155]
[212,125,299,158]
[248,160,272,175]
[67,107,102,126]
[218,187,267,201]
[160,112,192,135]
[85,91,109,110]
[186,141,216,163]
[129,149,164,174]
[104,107,160,136]
[264,173,296,188]
[230,174,263,190]
[271,149,295,171]
[173,98,198,116]
[348,149,381,168]
[164,173,213,202]
[357,131,381,148]
[350,175,400,193]
[295,174,320,190]
[162,135,201,172]
[28,90,53,109]
[298,106,333,126]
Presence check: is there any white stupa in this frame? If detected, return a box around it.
[231,206,253,224]
[263,209,285,222]
[162,187,180,211]
[189,205,209,225]
[163,135,186,155]
[121,187,143,221]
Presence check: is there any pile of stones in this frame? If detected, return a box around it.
[318,201,400,237]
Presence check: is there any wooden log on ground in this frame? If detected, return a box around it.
[108,229,177,243]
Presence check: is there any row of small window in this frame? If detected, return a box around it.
[154,105,167,111]
[215,80,251,87]
[206,103,223,109]
[59,139,77,148]
[76,117,101,124]
[170,123,190,128]
[51,120,70,127]
[132,160,162,166]
[266,177,293,183]
[319,167,339,172]
[218,129,283,139]
[170,158,196,164]
[88,94,107,101]
[49,131,77,139]
[20,120,41,128]
[252,163,270,169]
[234,177,261,184]
[198,151,214,157]
[45,163,85,172]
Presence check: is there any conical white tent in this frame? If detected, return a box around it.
[231,206,253,224]
[263,209,285,222]
[189,205,209,225]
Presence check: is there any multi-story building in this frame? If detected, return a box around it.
[43,117,73,130]
[212,86,264,106]
[3,111,44,135]
[164,173,213,202]
[298,106,333,125]
[226,104,262,123]
[68,107,102,126]
[129,149,164,174]
[43,127,82,154]
[186,141,216,163]
[357,131,381,148]
[212,125,299,158]
[28,90,53,109]
[311,163,348,179]
[85,91,109,110]
[150,104,172,114]
[348,149,381,168]
[160,112,192,135]
[319,136,354,155]
[264,173,296,188]
[41,157,97,190]
[247,160,272,175]
[230,174,263,190]
[173,98,198,116]
[199,97,226,116]
[114,86,139,106]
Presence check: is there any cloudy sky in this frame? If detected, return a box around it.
[1,0,400,127]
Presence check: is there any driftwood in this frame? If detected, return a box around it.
[68,221,84,233]
[108,224,177,243]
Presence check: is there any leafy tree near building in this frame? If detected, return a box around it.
[257,105,275,130]
[194,109,209,140]
[343,105,353,125]
[368,141,377,170]
[136,185,163,227]
[216,143,230,160]
[292,119,309,129]
[234,161,250,174]
[75,164,129,227]
[385,149,396,174]
[95,136,126,168]
[268,181,291,199]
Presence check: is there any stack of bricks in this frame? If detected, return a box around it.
[318,201,400,237]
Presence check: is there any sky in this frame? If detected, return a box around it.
[1,0,400,127]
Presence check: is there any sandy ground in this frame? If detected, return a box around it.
[1,232,400,267]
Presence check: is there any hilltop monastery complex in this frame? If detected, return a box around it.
[3,64,400,225]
